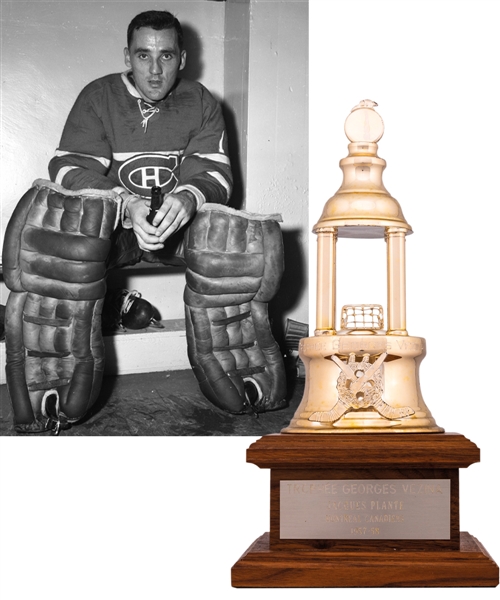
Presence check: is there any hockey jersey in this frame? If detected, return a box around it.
[49,73,232,207]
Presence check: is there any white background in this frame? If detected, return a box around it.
[1,1,499,597]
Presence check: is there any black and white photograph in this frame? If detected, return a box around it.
[0,0,308,437]
[1,0,499,597]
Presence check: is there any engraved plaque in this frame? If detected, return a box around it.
[280,479,450,540]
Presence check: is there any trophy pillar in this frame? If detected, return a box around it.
[386,226,408,335]
[315,227,337,335]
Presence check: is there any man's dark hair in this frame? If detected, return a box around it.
[127,10,184,50]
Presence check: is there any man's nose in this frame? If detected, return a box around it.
[150,59,163,74]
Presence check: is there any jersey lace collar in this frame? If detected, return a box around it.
[121,71,159,133]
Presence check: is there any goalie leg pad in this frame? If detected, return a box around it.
[184,205,286,414]
[2,180,118,433]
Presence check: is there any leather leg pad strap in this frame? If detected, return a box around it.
[3,179,119,432]
[184,204,286,413]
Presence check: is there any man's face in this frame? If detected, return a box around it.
[124,27,186,103]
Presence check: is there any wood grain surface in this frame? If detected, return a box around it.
[232,532,499,587]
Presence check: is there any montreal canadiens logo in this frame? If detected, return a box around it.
[118,153,179,196]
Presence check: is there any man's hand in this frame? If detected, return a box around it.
[125,190,196,252]
[126,195,165,252]
[150,190,197,242]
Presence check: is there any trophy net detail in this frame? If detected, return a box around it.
[341,305,384,331]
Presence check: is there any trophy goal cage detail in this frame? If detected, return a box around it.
[340,304,384,331]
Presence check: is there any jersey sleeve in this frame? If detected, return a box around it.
[48,84,115,191]
[176,88,233,207]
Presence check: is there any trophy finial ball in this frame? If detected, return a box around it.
[345,100,384,144]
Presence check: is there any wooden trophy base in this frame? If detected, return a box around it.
[231,433,499,588]
[233,532,498,587]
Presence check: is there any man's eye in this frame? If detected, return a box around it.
[138,54,149,60]
[161,54,173,61]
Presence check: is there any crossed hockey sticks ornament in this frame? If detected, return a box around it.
[310,352,415,424]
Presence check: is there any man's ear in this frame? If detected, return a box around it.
[179,50,187,71]
[124,47,131,68]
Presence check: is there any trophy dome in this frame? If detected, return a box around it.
[314,100,412,238]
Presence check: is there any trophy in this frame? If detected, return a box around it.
[232,101,499,587]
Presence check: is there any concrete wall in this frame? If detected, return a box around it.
[245,0,309,329]
[1,0,309,329]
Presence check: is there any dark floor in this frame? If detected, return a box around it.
[0,369,304,436]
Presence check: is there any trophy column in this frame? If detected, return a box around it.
[232,101,499,588]
[315,227,337,335]
[386,226,408,335]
